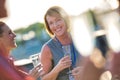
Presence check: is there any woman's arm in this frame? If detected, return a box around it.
[39,45,59,80]
[39,44,71,80]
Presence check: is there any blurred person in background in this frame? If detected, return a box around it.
[104,0,120,79]
[79,48,107,80]
[0,0,7,19]
[39,6,82,80]
[0,21,44,80]
[117,0,120,15]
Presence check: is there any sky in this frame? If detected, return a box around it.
[1,0,105,30]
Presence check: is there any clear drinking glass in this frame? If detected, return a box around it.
[29,53,39,67]
[62,45,74,80]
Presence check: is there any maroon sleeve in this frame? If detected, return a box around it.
[0,55,24,80]
[0,54,35,80]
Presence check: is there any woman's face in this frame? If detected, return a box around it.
[46,14,67,37]
[0,24,16,50]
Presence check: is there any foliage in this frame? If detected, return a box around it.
[14,22,50,46]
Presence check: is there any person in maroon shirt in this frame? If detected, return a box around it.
[0,21,44,80]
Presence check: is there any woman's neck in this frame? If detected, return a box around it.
[55,33,72,45]
[0,47,10,58]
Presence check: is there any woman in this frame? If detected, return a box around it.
[39,6,82,80]
[0,21,44,80]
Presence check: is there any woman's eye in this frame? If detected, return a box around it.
[8,31,13,36]
[9,31,12,34]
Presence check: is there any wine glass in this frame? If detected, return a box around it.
[62,45,71,57]
[29,53,39,67]
[62,45,74,80]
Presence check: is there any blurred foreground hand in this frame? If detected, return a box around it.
[29,63,45,80]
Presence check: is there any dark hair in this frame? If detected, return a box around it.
[44,6,70,37]
[0,21,5,37]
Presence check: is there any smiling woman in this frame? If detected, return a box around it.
[0,21,45,80]
[39,6,82,80]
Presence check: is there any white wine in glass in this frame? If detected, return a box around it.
[62,45,74,80]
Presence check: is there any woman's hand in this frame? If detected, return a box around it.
[55,56,72,73]
[29,63,45,79]
[72,67,83,80]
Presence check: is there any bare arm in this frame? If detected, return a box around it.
[39,44,71,80]
[39,45,59,80]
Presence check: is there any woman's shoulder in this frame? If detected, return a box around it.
[41,43,50,52]
[41,38,53,48]
[40,38,56,57]
[46,38,55,44]
[40,41,52,60]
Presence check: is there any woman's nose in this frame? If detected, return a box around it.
[12,32,16,37]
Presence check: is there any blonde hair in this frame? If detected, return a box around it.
[44,6,71,37]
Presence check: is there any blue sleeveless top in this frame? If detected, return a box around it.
[46,38,81,80]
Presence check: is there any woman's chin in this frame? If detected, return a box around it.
[12,44,17,48]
